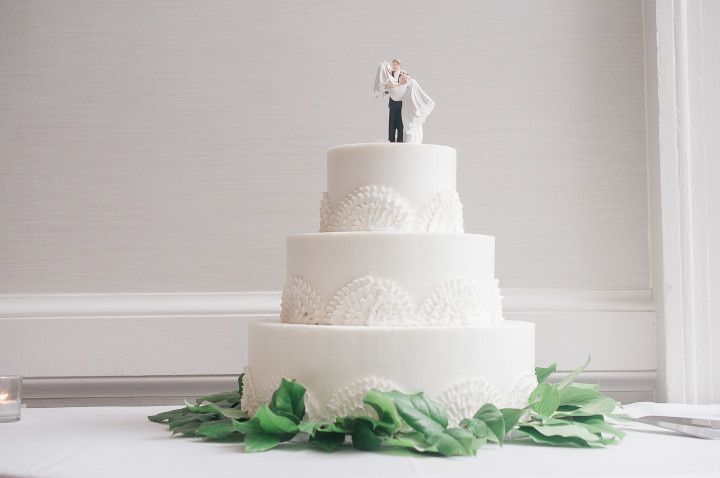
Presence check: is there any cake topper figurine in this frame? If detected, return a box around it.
[373,59,435,144]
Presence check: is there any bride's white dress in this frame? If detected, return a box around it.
[374,62,435,144]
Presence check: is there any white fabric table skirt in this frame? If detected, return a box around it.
[0,403,718,478]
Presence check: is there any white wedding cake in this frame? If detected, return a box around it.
[241,143,536,426]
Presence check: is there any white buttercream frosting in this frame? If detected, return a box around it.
[326,143,457,217]
[281,275,503,326]
[284,232,499,326]
[242,321,536,426]
[319,186,463,233]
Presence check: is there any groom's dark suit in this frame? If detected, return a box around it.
[388,70,403,143]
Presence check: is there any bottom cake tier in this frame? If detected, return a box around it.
[241,320,536,426]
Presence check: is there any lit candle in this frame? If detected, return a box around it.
[0,376,22,422]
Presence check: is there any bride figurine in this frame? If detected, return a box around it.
[373,59,435,144]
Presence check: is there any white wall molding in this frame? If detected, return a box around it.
[22,371,655,408]
[646,0,720,403]
[0,292,281,319]
[0,288,653,318]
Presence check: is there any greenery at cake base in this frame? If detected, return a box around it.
[148,359,631,457]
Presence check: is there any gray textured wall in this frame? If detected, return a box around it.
[0,0,648,294]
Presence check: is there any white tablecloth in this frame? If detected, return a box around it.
[0,403,718,478]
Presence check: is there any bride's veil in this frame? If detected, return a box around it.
[373,61,393,98]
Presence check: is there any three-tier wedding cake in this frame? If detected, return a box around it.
[241,143,536,425]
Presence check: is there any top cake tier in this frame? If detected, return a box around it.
[320,143,463,233]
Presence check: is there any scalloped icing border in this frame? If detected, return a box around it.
[241,369,537,427]
[319,186,464,233]
[281,276,504,326]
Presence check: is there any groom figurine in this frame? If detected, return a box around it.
[386,58,404,142]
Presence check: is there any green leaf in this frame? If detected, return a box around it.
[460,418,490,440]
[376,390,479,456]
[148,407,194,424]
[386,390,448,436]
[529,383,561,416]
[351,420,382,451]
[557,356,591,389]
[384,432,434,453]
[435,427,481,456]
[268,378,306,423]
[244,433,280,452]
[195,391,242,406]
[363,390,405,434]
[183,400,222,414]
[168,412,217,432]
[535,364,557,383]
[298,420,354,437]
[230,402,298,452]
[515,426,591,447]
[196,401,248,420]
[231,416,264,435]
[469,403,506,444]
[571,415,625,440]
[500,408,525,433]
[254,404,298,435]
[397,391,449,429]
[554,396,618,418]
[196,419,243,440]
[519,422,600,443]
[310,431,346,452]
[559,384,601,406]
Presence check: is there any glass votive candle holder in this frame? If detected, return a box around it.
[0,376,23,422]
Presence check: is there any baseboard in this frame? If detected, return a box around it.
[0,288,656,403]
[22,371,655,408]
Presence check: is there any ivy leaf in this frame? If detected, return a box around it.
[500,408,525,433]
[535,364,557,383]
[254,404,298,435]
[529,383,561,417]
[231,403,298,452]
[363,390,405,434]
[195,390,242,406]
[183,400,223,414]
[268,378,306,423]
[351,420,383,451]
[168,412,217,434]
[522,422,600,443]
[384,432,434,453]
[470,403,506,444]
[148,407,195,424]
[196,419,243,441]
[557,356,591,389]
[435,427,481,456]
[376,390,479,456]
[460,418,490,440]
[571,415,625,440]
[310,431,346,452]
[559,384,601,406]
[387,390,449,433]
[244,433,280,452]
[298,420,354,437]
[195,401,248,420]
[515,426,592,448]
[554,396,618,418]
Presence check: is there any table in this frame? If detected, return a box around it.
[0,403,718,478]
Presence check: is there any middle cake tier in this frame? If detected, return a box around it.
[281,232,503,326]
